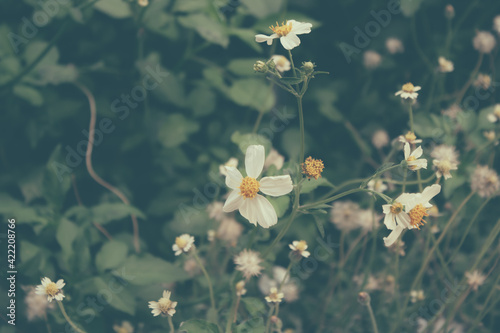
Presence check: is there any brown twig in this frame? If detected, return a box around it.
[75,83,140,253]
[71,175,113,241]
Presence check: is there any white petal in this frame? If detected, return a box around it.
[223,190,244,212]
[384,212,396,230]
[411,146,423,159]
[259,175,293,196]
[56,279,65,289]
[239,198,258,226]
[420,184,441,203]
[280,33,301,50]
[255,34,278,45]
[413,86,421,92]
[163,290,171,299]
[289,20,312,35]
[245,145,265,178]
[225,167,243,189]
[383,225,405,247]
[395,212,411,228]
[254,195,278,228]
[404,143,410,159]
[395,90,403,96]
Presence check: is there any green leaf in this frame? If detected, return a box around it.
[240,0,284,19]
[56,218,79,256]
[20,241,41,263]
[241,297,266,316]
[189,86,216,117]
[229,29,262,52]
[173,0,208,12]
[91,203,146,225]
[180,319,220,333]
[143,0,178,40]
[157,113,200,148]
[43,145,71,212]
[267,195,290,218]
[443,175,466,199]
[279,77,304,85]
[79,277,136,315]
[13,85,43,106]
[301,177,334,194]
[0,193,48,226]
[228,78,275,112]
[114,254,189,285]
[95,240,129,272]
[235,318,266,333]
[94,0,132,18]
[178,14,229,47]
[230,131,272,154]
[0,56,21,85]
[23,41,59,70]
[476,106,496,131]
[312,214,325,238]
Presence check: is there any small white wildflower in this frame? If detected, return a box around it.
[367,179,388,193]
[494,15,500,35]
[395,82,421,100]
[172,234,195,256]
[271,55,291,72]
[438,56,454,73]
[216,217,243,246]
[207,202,224,221]
[255,20,312,50]
[473,73,492,90]
[234,249,263,280]
[385,37,404,54]
[487,104,500,123]
[465,270,486,291]
[410,290,425,303]
[264,148,285,170]
[404,143,427,171]
[35,277,65,302]
[473,31,496,53]
[398,131,422,145]
[431,144,459,179]
[330,201,361,231]
[148,290,177,317]
[289,240,310,258]
[113,321,134,333]
[372,129,390,149]
[258,266,299,302]
[236,280,247,296]
[265,287,284,303]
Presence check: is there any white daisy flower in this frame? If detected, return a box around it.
[395,82,421,100]
[223,145,293,228]
[255,20,312,50]
[465,270,486,291]
[289,240,310,258]
[265,287,284,303]
[383,184,441,247]
[438,56,454,73]
[172,234,195,256]
[148,290,177,317]
[258,266,299,302]
[398,131,422,145]
[271,55,291,72]
[35,277,65,302]
[404,143,427,171]
[487,104,500,123]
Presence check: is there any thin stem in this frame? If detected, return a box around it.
[297,96,305,164]
[408,103,414,133]
[288,50,297,78]
[410,16,434,72]
[382,174,435,185]
[278,261,293,291]
[57,302,86,333]
[366,301,379,333]
[75,83,140,253]
[168,316,175,333]
[264,305,275,333]
[401,170,408,193]
[252,112,264,133]
[455,52,484,103]
[300,188,367,210]
[193,249,216,310]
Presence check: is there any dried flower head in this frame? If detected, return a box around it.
[473,73,492,90]
[438,56,454,73]
[271,55,291,72]
[172,234,195,256]
[148,290,177,317]
[236,280,247,296]
[35,277,65,302]
[24,286,55,321]
[471,165,500,198]
[234,249,264,280]
[431,144,459,179]
[330,201,361,231]
[395,82,421,100]
[301,156,325,180]
[265,287,284,303]
[363,50,382,69]
[372,129,390,149]
[473,31,496,53]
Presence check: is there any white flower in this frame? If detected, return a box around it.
[172,234,195,256]
[234,249,263,280]
[417,317,464,333]
[148,290,177,317]
[404,143,427,171]
[410,290,425,303]
[258,266,299,302]
[330,201,361,231]
[465,270,486,291]
[372,129,389,149]
[219,157,238,176]
[395,82,421,100]
[383,184,441,247]
[236,280,247,296]
[471,165,500,198]
[494,15,500,35]
[255,20,312,50]
[438,56,454,73]
[473,73,492,90]
[223,145,293,228]
[487,104,500,123]
[137,0,148,6]
[357,209,382,233]
[35,277,65,302]
[385,37,404,54]
[367,179,388,193]
[363,50,382,69]
[271,55,291,72]
[265,287,284,303]
[113,321,134,333]
[431,144,459,179]
[398,131,422,145]
[289,240,310,258]
[264,148,285,170]
[473,31,496,53]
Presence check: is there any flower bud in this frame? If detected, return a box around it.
[253,61,268,73]
[445,5,455,19]
[302,61,315,74]
[357,291,371,305]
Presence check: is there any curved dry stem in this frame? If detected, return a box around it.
[75,83,140,253]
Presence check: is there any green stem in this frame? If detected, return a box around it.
[168,316,175,333]
[366,301,379,333]
[288,50,297,78]
[193,249,216,310]
[408,103,414,133]
[278,261,293,291]
[253,111,264,133]
[264,305,275,333]
[300,188,366,210]
[57,301,86,333]
[297,96,305,164]
[383,174,435,185]
[401,171,407,193]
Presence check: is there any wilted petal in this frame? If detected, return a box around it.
[383,225,405,247]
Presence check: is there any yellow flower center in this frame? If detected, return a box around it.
[175,237,188,249]
[402,83,415,92]
[390,202,403,214]
[239,177,260,199]
[295,240,308,252]
[301,156,325,180]
[405,131,417,142]
[158,298,172,314]
[270,21,292,37]
[407,156,416,162]
[408,204,429,229]
[46,282,59,297]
